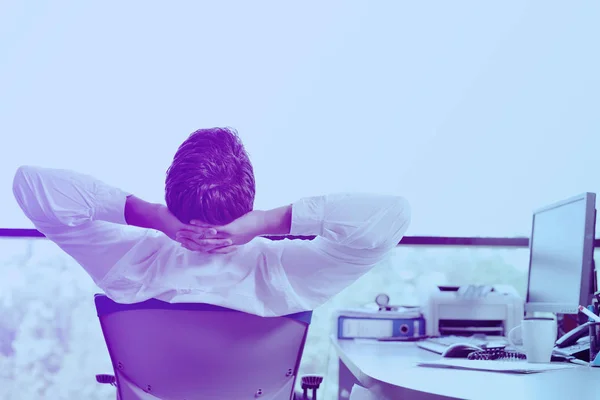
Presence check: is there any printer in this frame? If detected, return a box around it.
[423,285,524,337]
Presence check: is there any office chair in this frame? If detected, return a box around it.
[93,294,323,400]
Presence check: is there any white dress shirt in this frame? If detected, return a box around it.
[12,166,411,317]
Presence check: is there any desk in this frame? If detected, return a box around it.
[331,336,600,400]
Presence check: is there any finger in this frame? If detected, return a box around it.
[178,238,203,251]
[190,220,215,228]
[177,228,218,240]
[179,227,217,237]
[176,231,198,242]
[188,222,229,238]
[179,239,196,251]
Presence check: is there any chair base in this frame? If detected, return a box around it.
[98,373,323,400]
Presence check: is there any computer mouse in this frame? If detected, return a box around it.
[441,343,483,358]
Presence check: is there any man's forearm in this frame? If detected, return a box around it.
[124,195,165,231]
[261,205,292,235]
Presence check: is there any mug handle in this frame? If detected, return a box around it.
[508,325,522,347]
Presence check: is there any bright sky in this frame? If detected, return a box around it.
[1,1,598,237]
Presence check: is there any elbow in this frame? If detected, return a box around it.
[392,196,411,241]
[12,165,38,211]
[377,196,411,249]
[13,165,37,184]
[13,166,31,199]
[394,196,411,216]
[344,195,412,251]
[13,164,36,189]
[378,195,412,249]
[397,196,411,227]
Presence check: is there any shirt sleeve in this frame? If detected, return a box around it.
[12,166,130,230]
[12,165,151,284]
[273,193,411,310]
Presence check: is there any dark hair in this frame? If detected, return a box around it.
[165,127,255,225]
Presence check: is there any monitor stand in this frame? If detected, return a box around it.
[555,259,597,339]
[554,258,597,361]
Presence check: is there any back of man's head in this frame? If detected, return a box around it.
[165,127,255,225]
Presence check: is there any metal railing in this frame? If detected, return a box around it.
[4,228,599,247]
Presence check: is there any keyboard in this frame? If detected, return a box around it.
[417,335,587,364]
[417,335,508,354]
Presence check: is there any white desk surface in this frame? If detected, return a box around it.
[331,336,600,400]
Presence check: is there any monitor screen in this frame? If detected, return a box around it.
[525,193,596,314]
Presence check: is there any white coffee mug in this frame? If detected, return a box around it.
[508,318,557,363]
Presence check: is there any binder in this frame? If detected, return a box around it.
[336,308,426,339]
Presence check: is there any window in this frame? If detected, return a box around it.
[5,237,594,398]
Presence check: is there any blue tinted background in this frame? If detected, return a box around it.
[1,2,599,399]
[1,0,599,236]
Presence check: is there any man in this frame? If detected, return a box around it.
[12,127,411,316]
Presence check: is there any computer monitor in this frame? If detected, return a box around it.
[525,193,596,315]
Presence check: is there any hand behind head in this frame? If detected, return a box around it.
[176,211,264,253]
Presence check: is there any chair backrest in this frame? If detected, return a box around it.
[94,294,313,400]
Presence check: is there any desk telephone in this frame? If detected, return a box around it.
[554,322,591,360]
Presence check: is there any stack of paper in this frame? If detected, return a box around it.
[417,359,577,374]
